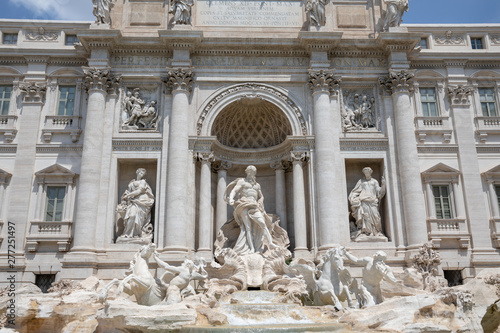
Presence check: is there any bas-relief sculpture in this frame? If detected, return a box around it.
[349,167,387,242]
[92,0,112,25]
[383,0,408,31]
[121,88,159,130]
[25,27,58,41]
[342,91,377,131]
[115,168,155,244]
[170,0,194,25]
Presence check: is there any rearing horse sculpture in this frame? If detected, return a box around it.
[317,247,354,308]
[99,243,166,306]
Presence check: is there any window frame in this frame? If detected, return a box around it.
[64,34,79,46]
[2,32,18,45]
[420,87,439,117]
[432,184,454,219]
[56,85,76,116]
[0,85,13,115]
[44,186,66,222]
[478,87,498,117]
[471,37,484,50]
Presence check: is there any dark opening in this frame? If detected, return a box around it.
[443,270,463,287]
[35,274,56,293]
[248,287,260,291]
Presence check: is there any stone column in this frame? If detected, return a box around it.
[308,70,344,250]
[271,160,290,231]
[164,68,194,252]
[196,152,214,254]
[447,85,493,256]
[290,152,309,253]
[425,182,436,219]
[487,180,500,218]
[7,82,46,253]
[72,68,120,251]
[379,70,427,248]
[213,161,232,232]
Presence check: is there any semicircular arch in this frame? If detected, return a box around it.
[197,83,308,137]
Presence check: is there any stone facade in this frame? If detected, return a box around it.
[0,1,499,287]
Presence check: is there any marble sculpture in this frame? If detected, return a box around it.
[116,168,155,243]
[349,167,386,241]
[383,0,408,31]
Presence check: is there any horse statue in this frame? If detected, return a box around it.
[99,243,166,306]
[317,247,354,308]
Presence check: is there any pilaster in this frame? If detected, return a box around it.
[195,151,215,257]
[290,152,309,255]
[213,160,232,232]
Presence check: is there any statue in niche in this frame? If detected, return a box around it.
[342,91,376,131]
[116,168,155,244]
[223,165,279,255]
[170,0,194,25]
[349,167,386,241]
[305,0,327,27]
[92,0,112,25]
[344,250,398,307]
[383,0,408,31]
[121,88,159,130]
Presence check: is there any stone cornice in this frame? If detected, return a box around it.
[36,145,83,153]
[298,31,343,52]
[417,145,459,154]
[112,140,162,151]
[193,49,309,57]
[0,145,17,154]
[339,139,389,151]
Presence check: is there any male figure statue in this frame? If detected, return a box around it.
[344,250,398,307]
[224,165,278,255]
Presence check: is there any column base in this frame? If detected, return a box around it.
[293,248,312,260]
[196,249,214,260]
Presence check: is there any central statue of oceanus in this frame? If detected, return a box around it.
[223,165,279,255]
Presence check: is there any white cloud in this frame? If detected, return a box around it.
[8,0,94,21]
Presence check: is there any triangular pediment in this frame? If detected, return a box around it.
[0,168,12,184]
[35,164,77,178]
[483,165,500,180]
[422,163,459,175]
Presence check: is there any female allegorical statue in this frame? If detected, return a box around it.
[116,168,155,243]
[349,167,386,240]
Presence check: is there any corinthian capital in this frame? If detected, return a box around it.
[195,151,215,163]
[379,70,415,95]
[308,69,341,95]
[447,85,473,106]
[165,68,194,93]
[19,82,47,103]
[289,151,310,163]
[83,67,121,93]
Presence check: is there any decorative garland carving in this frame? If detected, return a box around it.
[378,70,414,94]
[447,85,473,106]
[19,82,47,103]
[165,68,194,93]
[194,151,215,163]
[25,27,58,41]
[289,151,310,163]
[434,31,465,45]
[212,160,232,173]
[196,83,307,136]
[308,69,341,95]
[83,67,121,94]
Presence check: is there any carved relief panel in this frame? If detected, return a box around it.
[120,86,161,132]
[341,88,380,132]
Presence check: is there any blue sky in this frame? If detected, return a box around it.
[0,0,497,24]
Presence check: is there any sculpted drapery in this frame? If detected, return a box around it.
[223,165,278,255]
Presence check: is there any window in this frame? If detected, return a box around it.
[0,85,12,115]
[420,87,438,117]
[45,186,65,222]
[496,185,500,213]
[57,86,76,116]
[35,274,56,293]
[479,88,498,117]
[433,185,453,219]
[65,35,79,46]
[2,33,17,45]
[471,38,483,49]
[418,38,428,49]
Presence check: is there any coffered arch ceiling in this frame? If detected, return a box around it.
[211,97,293,149]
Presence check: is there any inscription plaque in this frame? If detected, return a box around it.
[197,0,303,27]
